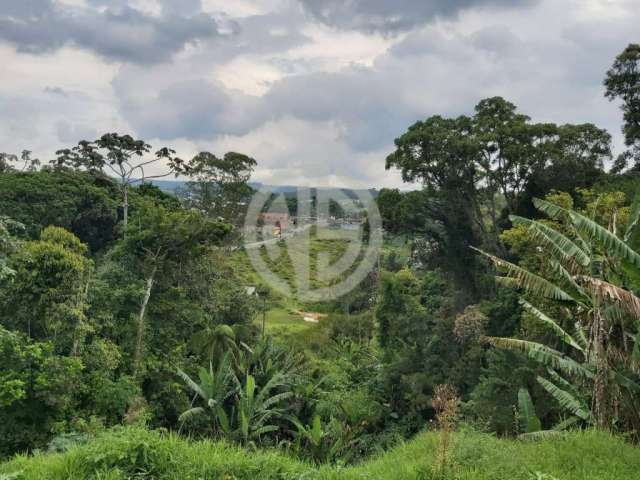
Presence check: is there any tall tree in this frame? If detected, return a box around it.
[54,133,188,228]
[473,97,558,214]
[121,200,230,375]
[183,151,257,225]
[605,43,640,171]
[0,150,40,173]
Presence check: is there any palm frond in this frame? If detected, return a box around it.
[552,415,581,431]
[510,215,590,267]
[178,407,205,423]
[574,322,589,351]
[484,336,593,379]
[261,391,293,410]
[537,376,591,421]
[575,276,640,318]
[176,367,208,401]
[533,198,592,254]
[548,260,588,302]
[533,198,569,220]
[625,191,640,243]
[520,300,584,352]
[517,387,541,433]
[568,210,640,267]
[473,247,575,302]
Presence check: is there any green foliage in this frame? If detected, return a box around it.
[0,169,118,251]
[0,326,83,457]
[604,43,640,170]
[517,388,542,434]
[0,227,93,352]
[178,339,298,446]
[479,194,640,433]
[2,427,640,479]
[182,151,257,226]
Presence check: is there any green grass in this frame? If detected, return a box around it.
[259,308,311,335]
[2,427,638,479]
[233,226,360,300]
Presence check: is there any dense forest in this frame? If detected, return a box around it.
[1,43,640,479]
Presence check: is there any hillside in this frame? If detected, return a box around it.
[1,427,638,480]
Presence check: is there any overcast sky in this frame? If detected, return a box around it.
[0,0,637,188]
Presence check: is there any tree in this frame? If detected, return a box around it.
[473,97,558,214]
[0,150,40,173]
[53,133,189,229]
[386,98,609,296]
[0,168,119,251]
[376,188,404,234]
[386,116,484,295]
[191,324,237,365]
[121,201,230,375]
[0,227,93,355]
[0,326,83,456]
[605,44,640,171]
[183,151,257,225]
[0,216,23,281]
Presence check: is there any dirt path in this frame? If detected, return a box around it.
[294,310,328,323]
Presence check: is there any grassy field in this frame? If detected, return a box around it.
[1,426,638,479]
[233,226,360,298]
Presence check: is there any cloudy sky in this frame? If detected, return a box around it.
[0,0,637,188]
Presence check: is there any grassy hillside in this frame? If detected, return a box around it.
[1,427,637,480]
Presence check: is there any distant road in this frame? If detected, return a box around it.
[243,223,312,249]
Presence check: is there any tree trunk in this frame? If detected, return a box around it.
[133,264,157,376]
[123,184,129,231]
[72,281,90,356]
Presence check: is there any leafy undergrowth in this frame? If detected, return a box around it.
[1,427,638,480]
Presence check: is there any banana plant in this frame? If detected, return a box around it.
[517,387,542,434]
[177,352,238,435]
[474,193,640,433]
[289,415,353,464]
[233,371,293,445]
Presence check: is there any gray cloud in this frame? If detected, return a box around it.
[55,121,98,145]
[3,0,639,188]
[0,0,53,18]
[113,77,267,140]
[0,1,227,64]
[115,65,416,152]
[298,0,538,34]
[112,2,638,164]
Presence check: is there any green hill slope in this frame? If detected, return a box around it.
[1,427,638,480]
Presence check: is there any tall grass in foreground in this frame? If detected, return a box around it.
[431,384,459,479]
[1,426,639,479]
